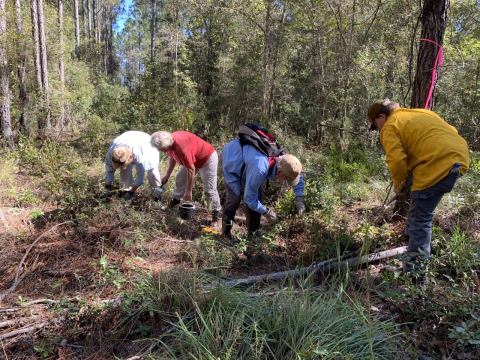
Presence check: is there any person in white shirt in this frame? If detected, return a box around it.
[104,131,162,200]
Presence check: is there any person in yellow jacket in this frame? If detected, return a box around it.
[368,99,469,276]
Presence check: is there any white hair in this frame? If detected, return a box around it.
[151,131,174,151]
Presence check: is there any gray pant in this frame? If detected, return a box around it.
[120,165,161,190]
[173,151,221,212]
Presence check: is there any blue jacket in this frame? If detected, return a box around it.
[222,139,305,214]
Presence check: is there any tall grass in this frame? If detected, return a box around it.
[125,270,402,360]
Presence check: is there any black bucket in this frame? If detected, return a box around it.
[179,203,195,220]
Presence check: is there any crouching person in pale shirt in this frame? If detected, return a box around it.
[221,138,306,238]
[150,131,222,228]
[105,131,163,201]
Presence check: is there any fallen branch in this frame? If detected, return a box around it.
[0,221,73,302]
[224,246,408,287]
[0,315,43,328]
[0,322,49,340]
[22,299,58,306]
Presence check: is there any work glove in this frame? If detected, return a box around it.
[123,191,135,201]
[264,209,279,225]
[104,184,113,198]
[294,196,306,216]
[152,186,163,199]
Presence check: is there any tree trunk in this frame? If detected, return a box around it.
[37,0,51,130]
[150,0,156,62]
[411,0,449,110]
[82,0,86,40]
[0,0,12,145]
[87,0,91,39]
[15,0,29,136]
[267,2,287,122]
[261,2,271,117]
[93,0,98,43]
[58,0,65,131]
[30,0,42,92]
[74,0,81,59]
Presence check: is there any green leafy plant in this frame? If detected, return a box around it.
[97,255,126,289]
[29,208,45,220]
[448,315,480,348]
[34,339,53,360]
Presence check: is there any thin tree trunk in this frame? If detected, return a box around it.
[267,2,287,122]
[93,0,98,43]
[261,1,271,116]
[82,0,86,40]
[74,0,81,59]
[411,0,449,110]
[30,0,42,92]
[103,16,108,75]
[87,0,91,39]
[37,0,51,130]
[58,0,65,131]
[15,0,29,136]
[150,0,156,62]
[0,0,12,144]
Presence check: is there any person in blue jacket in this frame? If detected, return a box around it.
[221,138,306,237]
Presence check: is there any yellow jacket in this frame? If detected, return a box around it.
[380,108,469,191]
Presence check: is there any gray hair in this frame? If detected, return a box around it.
[151,131,174,151]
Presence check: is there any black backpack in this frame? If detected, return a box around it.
[238,123,286,158]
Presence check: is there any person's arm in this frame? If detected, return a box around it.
[243,147,269,213]
[292,175,305,196]
[105,152,116,185]
[183,164,196,201]
[162,157,177,185]
[380,125,408,192]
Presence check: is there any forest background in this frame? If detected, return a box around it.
[1,0,480,359]
[2,0,479,148]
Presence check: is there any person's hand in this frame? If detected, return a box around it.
[264,209,279,225]
[183,191,193,202]
[123,191,135,201]
[294,196,306,216]
[161,175,170,185]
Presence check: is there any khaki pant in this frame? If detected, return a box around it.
[173,151,221,212]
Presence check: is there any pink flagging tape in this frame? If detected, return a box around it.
[421,38,444,110]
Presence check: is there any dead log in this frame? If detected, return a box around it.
[224,246,408,287]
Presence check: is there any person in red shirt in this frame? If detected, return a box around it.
[151,131,221,227]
